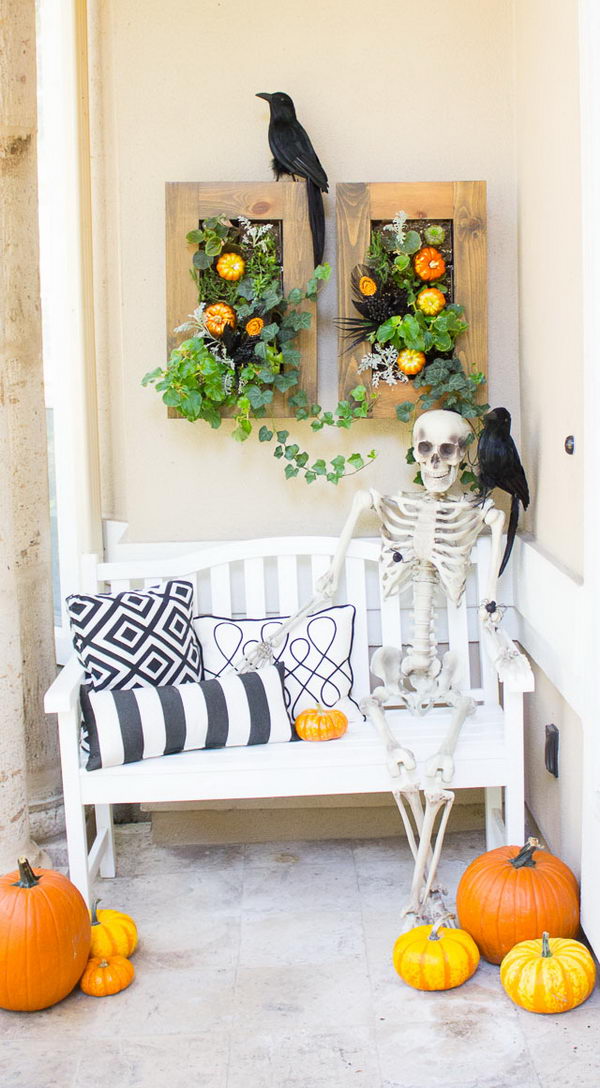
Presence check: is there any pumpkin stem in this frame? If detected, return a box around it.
[98,960,110,968]
[13,856,40,888]
[428,912,455,940]
[541,931,552,958]
[510,837,543,869]
[91,897,102,926]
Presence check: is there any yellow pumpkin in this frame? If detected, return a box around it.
[216,252,245,281]
[204,302,236,337]
[500,932,596,1014]
[90,899,138,959]
[245,316,264,337]
[397,349,426,376]
[414,246,446,282]
[393,917,480,991]
[294,706,348,742]
[80,955,135,998]
[416,287,446,316]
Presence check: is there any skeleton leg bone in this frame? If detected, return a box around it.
[398,785,455,928]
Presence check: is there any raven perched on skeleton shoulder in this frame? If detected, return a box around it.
[477,406,530,576]
[256,91,328,266]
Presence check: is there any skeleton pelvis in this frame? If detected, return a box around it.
[370,647,461,716]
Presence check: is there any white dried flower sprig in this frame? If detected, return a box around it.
[383,211,408,252]
[237,215,274,252]
[358,345,408,387]
[174,304,207,337]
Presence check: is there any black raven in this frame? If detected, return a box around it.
[256,91,328,266]
[477,407,530,576]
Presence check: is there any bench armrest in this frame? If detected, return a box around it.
[44,656,85,714]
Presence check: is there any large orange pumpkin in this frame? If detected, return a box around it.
[456,838,580,964]
[0,857,91,1011]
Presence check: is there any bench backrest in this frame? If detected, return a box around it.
[83,535,499,707]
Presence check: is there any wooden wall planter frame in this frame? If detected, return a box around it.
[165,181,318,419]
[336,181,487,418]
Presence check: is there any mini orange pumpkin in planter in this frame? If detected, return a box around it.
[204,302,236,337]
[416,287,446,316]
[397,349,426,377]
[294,706,348,741]
[414,246,446,281]
[216,251,246,281]
[80,955,135,998]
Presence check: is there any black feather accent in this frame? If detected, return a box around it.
[476,406,530,576]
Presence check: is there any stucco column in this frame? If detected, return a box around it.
[0,0,62,866]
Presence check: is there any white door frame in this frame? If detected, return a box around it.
[578,0,600,953]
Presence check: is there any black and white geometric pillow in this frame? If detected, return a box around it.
[80,662,293,770]
[67,580,202,691]
[193,604,361,722]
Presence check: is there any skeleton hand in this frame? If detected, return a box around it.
[424,751,455,783]
[494,646,533,689]
[315,565,338,599]
[239,640,275,671]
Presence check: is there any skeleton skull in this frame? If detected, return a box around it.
[413,410,471,493]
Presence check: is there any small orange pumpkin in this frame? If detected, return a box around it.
[80,955,135,998]
[397,349,426,376]
[0,857,91,1011]
[417,287,446,316]
[414,246,446,281]
[294,706,348,741]
[245,316,264,337]
[216,252,245,281]
[204,302,236,337]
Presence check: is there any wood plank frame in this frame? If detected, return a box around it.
[166,181,317,418]
[336,182,487,418]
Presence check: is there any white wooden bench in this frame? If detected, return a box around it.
[44,535,533,904]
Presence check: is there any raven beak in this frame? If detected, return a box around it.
[256,92,272,102]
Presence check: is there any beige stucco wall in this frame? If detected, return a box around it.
[513,0,584,873]
[524,663,583,879]
[91,0,520,543]
[514,0,583,578]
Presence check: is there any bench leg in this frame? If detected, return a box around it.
[503,689,525,846]
[58,708,91,905]
[95,805,116,877]
[484,786,504,850]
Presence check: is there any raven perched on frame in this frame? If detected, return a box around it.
[477,406,530,576]
[256,92,328,266]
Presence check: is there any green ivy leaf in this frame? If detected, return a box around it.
[192,250,212,270]
[273,371,299,393]
[284,444,300,461]
[258,426,273,442]
[287,287,304,304]
[304,471,317,484]
[295,452,309,468]
[350,384,367,402]
[326,473,340,485]
[281,345,301,367]
[274,445,284,459]
[186,229,204,244]
[260,322,279,341]
[311,459,327,475]
[331,455,345,472]
[276,430,289,443]
[285,464,299,479]
[347,453,365,471]
[396,402,415,423]
[406,445,416,464]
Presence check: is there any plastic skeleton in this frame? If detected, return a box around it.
[239,410,531,926]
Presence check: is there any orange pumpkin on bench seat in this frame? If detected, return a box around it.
[294,706,348,741]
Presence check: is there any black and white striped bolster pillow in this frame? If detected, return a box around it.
[80,662,293,771]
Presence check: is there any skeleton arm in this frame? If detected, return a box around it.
[236,489,372,673]
[315,489,372,597]
[479,505,534,692]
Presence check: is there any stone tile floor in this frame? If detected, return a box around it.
[1,824,599,1088]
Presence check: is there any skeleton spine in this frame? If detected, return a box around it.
[408,563,438,670]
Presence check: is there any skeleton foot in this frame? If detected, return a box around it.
[395,786,455,926]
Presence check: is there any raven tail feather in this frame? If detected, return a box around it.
[306,178,325,266]
[499,494,520,577]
